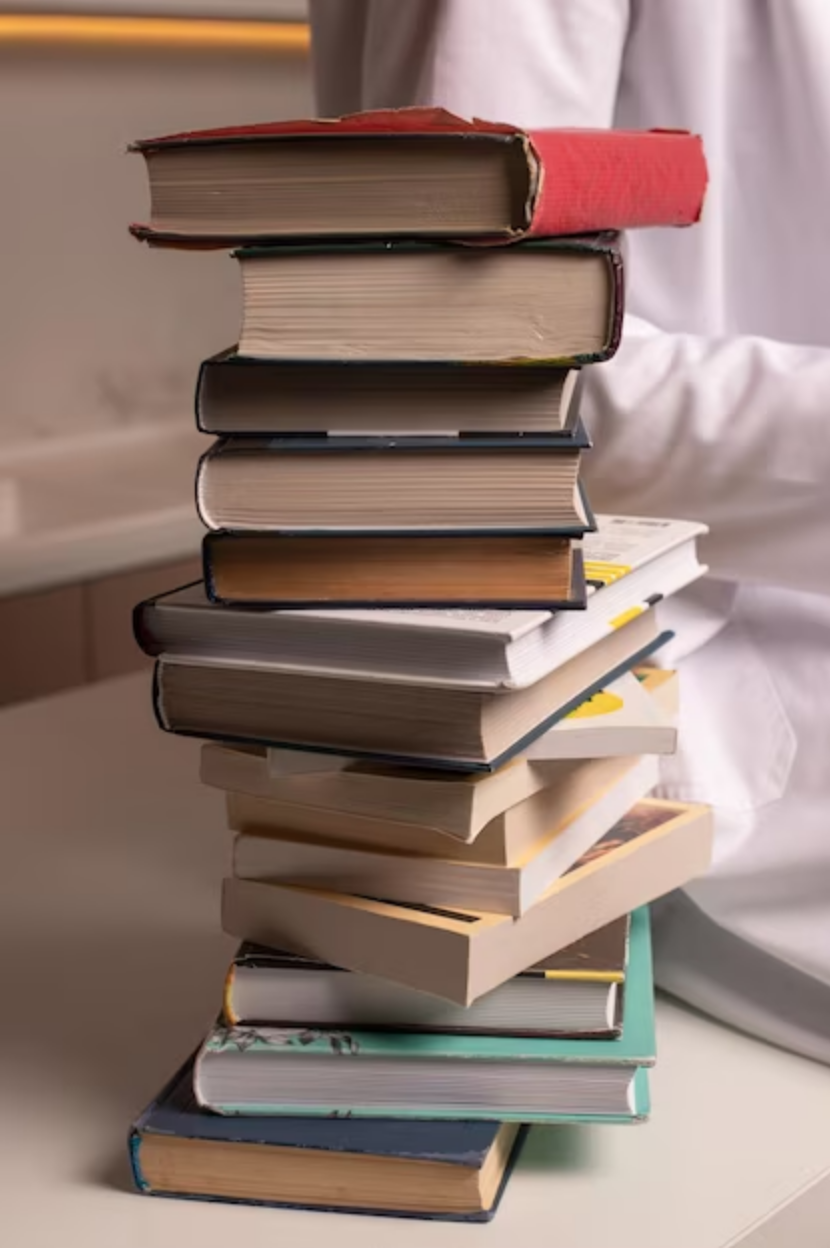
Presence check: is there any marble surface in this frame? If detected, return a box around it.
[2,672,830,1247]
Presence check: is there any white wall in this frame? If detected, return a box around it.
[0,41,313,446]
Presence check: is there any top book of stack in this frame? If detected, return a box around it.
[129,107,707,246]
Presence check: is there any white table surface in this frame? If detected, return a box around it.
[2,673,830,1248]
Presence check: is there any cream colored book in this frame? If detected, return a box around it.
[208,747,643,854]
[226,755,647,867]
[222,799,713,1005]
[202,669,677,845]
[232,755,658,917]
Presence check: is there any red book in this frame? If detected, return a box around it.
[130,106,707,247]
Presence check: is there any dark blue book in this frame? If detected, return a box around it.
[129,1056,526,1221]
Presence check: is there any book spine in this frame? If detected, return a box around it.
[525,130,707,236]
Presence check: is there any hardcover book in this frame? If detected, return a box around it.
[130,107,707,245]
[202,533,586,610]
[195,427,590,535]
[224,915,630,1038]
[221,799,713,1005]
[195,354,584,437]
[130,1056,526,1221]
[233,236,623,365]
[152,608,670,771]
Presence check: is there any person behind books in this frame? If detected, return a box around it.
[308,0,830,1064]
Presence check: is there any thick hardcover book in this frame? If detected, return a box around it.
[195,354,584,437]
[197,907,655,1120]
[130,106,707,245]
[233,235,624,366]
[221,800,713,1006]
[224,915,630,1038]
[133,513,706,689]
[201,534,587,610]
[130,1056,526,1221]
[195,426,590,535]
[151,610,671,772]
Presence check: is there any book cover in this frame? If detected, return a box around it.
[130,107,707,244]
[130,1056,527,1221]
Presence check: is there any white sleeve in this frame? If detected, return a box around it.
[308,0,630,125]
[308,0,830,597]
[582,320,830,596]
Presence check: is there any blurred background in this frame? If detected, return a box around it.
[0,1,313,706]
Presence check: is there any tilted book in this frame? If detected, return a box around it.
[130,107,707,245]
[231,755,659,917]
[221,799,713,1005]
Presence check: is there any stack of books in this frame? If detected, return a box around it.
[128,107,710,1221]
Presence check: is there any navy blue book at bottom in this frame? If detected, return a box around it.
[129,1056,527,1221]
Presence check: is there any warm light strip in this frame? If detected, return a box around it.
[0,13,310,50]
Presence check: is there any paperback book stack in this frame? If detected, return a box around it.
[128,108,710,1221]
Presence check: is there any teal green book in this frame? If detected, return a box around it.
[194,908,654,1123]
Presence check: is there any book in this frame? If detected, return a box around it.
[195,353,584,437]
[210,746,651,854]
[196,430,590,535]
[202,533,587,610]
[221,799,713,1004]
[198,906,655,1121]
[133,514,706,689]
[130,1056,525,1221]
[129,107,707,245]
[234,237,623,365]
[231,754,659,917]
[224,916,630,1038]
[153,608,669,771]
[222,748,668,866]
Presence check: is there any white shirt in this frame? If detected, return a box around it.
[309,0,830,1060]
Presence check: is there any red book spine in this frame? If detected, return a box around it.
[525,129,707,236]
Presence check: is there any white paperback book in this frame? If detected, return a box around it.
[135,514,707,689]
